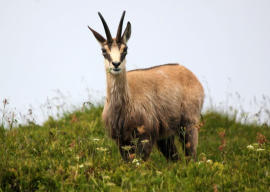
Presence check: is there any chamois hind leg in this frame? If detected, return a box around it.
[178,120,199,161]
[157,136,179,161]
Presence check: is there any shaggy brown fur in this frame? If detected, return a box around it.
[102,64,204,161]
[89,11,204,161]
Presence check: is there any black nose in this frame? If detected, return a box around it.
[112,62,121,68]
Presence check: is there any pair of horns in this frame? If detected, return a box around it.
[89,11,126,44]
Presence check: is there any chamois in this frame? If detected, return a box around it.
[88,11,204,161]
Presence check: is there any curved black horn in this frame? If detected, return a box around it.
[116,11,126,43]
[98,12,113,43]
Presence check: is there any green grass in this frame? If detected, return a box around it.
[0,105,270,191]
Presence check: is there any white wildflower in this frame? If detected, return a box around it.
[121,145,132,151]
[103,175,110,180]
[132,158,139,163]
[79,164,84,168]
[132,158,140,166]
[197,161,203,165]
[247,145,254,150]
[93,138,100,142]
[156,171,162,175]
[256,148,265,152]
[85,162,93,167]
[106,182,116,186]
[141,139,149,144]
[206,159,213,165]
[96,147,108,152]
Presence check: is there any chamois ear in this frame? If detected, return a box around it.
[121,22,131,43]
[88,26,106,44]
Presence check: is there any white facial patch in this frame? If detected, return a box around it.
[110,46,121,63]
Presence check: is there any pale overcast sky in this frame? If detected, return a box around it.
[0,0,270,123]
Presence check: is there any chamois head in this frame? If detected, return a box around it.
[88,11,131,75]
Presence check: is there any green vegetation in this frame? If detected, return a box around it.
[0,105,269,191]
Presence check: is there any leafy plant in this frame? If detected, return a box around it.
[0,105,269,191]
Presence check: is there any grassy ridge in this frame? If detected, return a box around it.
[0,106,269,191]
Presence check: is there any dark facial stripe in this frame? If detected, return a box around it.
[103,53,112,62]
[120,52,127,62]
[120,46,128,62]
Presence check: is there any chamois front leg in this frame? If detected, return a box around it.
[136,135,154,161]
[134,125,155,161]
[157,136,179,161]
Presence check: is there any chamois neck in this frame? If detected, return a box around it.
[106,68,130,105]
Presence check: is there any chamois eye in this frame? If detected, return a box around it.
[120,47,128,61]
[101,48,107,55]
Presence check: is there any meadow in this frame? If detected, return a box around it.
[0,102,270,191]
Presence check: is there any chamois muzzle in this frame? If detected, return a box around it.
[112,62,121,69]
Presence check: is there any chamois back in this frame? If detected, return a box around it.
[125,63,204,139]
